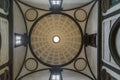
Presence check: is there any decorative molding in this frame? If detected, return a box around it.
[102,61,120,74]
[98,0,102,79]
[74,58,87,71]
[103,9,120,19]
[25,8,38,22]
[24,58,38,71]
[8,0,13,80]
[74,9,87,22]
[109,17,120,67]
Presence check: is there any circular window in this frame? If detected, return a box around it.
[29,13,83,67]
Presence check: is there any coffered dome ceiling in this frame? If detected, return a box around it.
[19,0,93,10]
[14,0,98,79]
[29,13,83,66]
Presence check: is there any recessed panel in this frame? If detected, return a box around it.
[109,17,120,67]
[0,17,9,65]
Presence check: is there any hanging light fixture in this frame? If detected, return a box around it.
[49,67,63,80]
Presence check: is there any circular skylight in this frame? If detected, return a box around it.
[53,36,60,43]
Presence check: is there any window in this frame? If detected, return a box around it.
[49,68,63,80]
[15,35,22,45]
[50,0,62,11]
[51,74,60,80]
[51,0,61,5]
[14,33,28,47]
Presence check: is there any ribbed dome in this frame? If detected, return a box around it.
[29,13,83,66]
